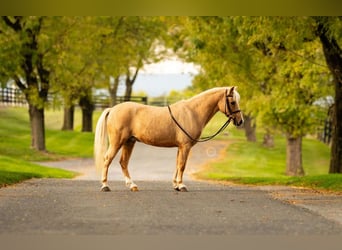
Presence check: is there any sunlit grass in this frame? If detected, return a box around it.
[0,155,78,187]
[0,107,99,160]
[0,106,93,186]
[196,121,339,191]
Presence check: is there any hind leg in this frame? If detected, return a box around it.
[101,144,121,192]
[120,138,138,191]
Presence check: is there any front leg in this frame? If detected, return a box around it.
[173,169,188,191]
[173,169,178,189]
[173,146,191,192]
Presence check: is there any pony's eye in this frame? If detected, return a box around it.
[231,101,236,105]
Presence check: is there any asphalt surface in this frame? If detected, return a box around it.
[0,141,341,236]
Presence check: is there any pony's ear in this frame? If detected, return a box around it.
[229,86,236,95]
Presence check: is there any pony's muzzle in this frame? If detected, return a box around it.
[234,118,244,127]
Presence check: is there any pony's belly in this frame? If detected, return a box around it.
[137,136,178,148]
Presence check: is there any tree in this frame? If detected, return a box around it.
[261,42,329,176]
[172,17,261,142]
[51,17,168,132]
[314,17,342,173]
[51,17,169,132]
[49,16,84,131]
[240,16,341,174]
[51,17,103,132]
[0,16,58,151]
[98,17,168,105]
[173,16,333,176]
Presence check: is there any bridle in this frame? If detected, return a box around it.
[168,88,242,143]
[224,89,241,119]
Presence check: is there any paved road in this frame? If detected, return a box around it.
[1,178,341,236]
[0,141,341,236]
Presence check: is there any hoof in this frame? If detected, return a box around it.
[101,186,111,192]
[130,186,139,192]
[174,186,188,192]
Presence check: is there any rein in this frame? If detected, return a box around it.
[168,88,241,143]
[167,105,232,143]
[167,88,242,143]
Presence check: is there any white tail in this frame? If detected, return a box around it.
[94,108,111,174]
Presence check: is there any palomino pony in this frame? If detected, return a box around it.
[94,86,243,192]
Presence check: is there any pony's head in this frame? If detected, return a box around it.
[220,86,244,127]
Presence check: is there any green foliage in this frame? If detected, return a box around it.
[0,17,172,149]
[50,17,103,107]
[100,17,169,98]
[173,16,334,139]
[47,16,169,106]
[0,17,66,107]
[0,16,170,108]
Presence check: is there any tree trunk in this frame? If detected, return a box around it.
[329,103,342,173]
[109,76,120,106]
[124,67,139,102]
[79,95,94,132]
[243,115,257,142]
[286,135,304,176]
[3,16,49,152]
[124,77,133,102]
[263,130,274,148]
[317,18,342,173]
[62,105,74,131]
[28,104,46,151]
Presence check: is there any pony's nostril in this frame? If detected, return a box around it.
[236,120,243,127]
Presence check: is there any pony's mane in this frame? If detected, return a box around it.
[186,87,227,102]
[172,87,236,106]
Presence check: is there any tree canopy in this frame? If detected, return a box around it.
[1,16,341,174]
[171,16,340,174]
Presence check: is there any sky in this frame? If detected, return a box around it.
[132,59,200,97]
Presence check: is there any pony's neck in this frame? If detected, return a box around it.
[186,88,223,126]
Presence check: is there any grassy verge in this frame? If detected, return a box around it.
[0,155,77,188]
[0,107,97,187]
[210,175,342,192]
[0,107,97,160]
[196,120,342,192]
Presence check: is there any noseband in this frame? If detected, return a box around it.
[224,89,241,119]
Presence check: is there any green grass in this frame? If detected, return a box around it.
[0,155,78,188]
[0,107,95,187]
[199,135,330,177]
[217,175,342,191]
[0,107,98,160]
[197,117,342,192]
